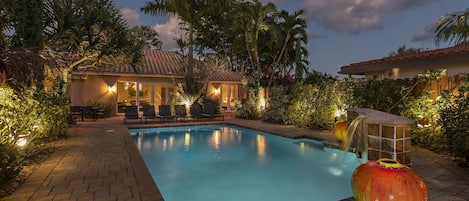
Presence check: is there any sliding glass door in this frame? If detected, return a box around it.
[116,81,172,113]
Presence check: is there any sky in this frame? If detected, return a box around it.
[113,0,464,77]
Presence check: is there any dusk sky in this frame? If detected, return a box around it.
[113,0,464,77]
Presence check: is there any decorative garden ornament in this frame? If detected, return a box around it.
[351,158,427,201]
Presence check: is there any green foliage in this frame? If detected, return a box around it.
[235,87,261,119]
[439,75,469,165]
[399,91,449,150]
[348,77,408,115]
[0,144,21,185]
[262,85,289,123]
[0,85,68,185]
[262,72,343,130]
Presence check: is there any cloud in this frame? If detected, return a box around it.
[153,15,187,50]
[412,21,437,42]
[120,7,142,27]
[301,0,441,34]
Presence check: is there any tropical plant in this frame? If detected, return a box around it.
[44,0,138,70]
[435,8,469,46]
[439,74,469,165]
[234,1,276,84]
[141,0,210,78]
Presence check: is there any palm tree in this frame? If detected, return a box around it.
[267,9,308,86]
[435,8,469,46]
[141,0,208,78]
[234,1,277,84]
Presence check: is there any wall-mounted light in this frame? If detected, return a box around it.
[108,85,116,93]
[213,88,220,95]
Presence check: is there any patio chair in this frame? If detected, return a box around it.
[174,105,188,121]
[202,103,224,121]
[142,105,158,123]
[124,106,141,124]
[70,106,83,121]
[189,103,204,121]
[157,105,174,122]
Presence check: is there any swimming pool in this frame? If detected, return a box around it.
[129,125,360,201]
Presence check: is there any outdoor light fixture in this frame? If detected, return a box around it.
[213,88,220,95]
[16,138,27,147]
[108,85,116,93]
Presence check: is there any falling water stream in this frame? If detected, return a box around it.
[340,114,368,164]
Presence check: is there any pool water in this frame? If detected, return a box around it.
[129,125,360,201]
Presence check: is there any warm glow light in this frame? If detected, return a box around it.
[213,88,220,95]
[184,132,191,146]
[183,100,190,107]
[16,138,27,147]
[256,135,266,158]
[212,130,220,145]
[108,85,116,93]
[335,109,345,118]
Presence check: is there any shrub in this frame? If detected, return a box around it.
[0,85,69,186]
[439,75,469,165]
[0,144,21,185]
[235,88,261,119]
[262,85,289,123]
[399,91,448,150]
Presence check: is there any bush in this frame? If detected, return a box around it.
[262,85,289,123]
[235,88,261,119]
[0,85,68,186]
[399,91,448,150]
[439,75,469,165]
[0,144,21,185]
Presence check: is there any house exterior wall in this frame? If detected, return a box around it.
[364,62,468,80]
[69,75,115,107]
[69,73,244,115]
[206,82,244,111]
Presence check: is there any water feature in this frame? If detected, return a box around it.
[340,114,368,163]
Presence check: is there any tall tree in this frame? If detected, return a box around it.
[234,1,276,84]
[435,8,469,46]
[266,9,308,85]
[141,0,208,78]
[129,25,163,50]
[44,0,137,70]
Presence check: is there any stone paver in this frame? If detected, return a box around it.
[2,116,468,201]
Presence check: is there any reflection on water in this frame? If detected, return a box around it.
[184,132,191,149]
[130,125,360,201]
[256,134,266,158]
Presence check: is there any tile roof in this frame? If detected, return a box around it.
[95,49,183,76]
[79,49,245,82]
[339,44,469,75]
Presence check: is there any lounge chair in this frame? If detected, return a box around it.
[189,103,204,121]
[157,105,174,122]
[202,103,224,121]
[124,106,141,124]
[142,105,158,123]
[174,105,187,121]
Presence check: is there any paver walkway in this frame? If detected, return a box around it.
[2,116,469,201]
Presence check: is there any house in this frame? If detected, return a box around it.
[68,49,247,115]
[339,44,469,95]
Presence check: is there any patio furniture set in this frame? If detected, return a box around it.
[124,103,224,124]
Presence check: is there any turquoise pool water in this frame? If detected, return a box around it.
[129,125,360,201]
